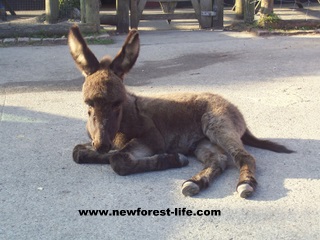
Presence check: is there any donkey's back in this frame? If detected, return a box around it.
[135,92,246,155]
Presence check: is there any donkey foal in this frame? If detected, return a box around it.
[68,26,294,198]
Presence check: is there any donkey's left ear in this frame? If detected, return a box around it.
[110,29,140,79]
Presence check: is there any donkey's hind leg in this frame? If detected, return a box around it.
[201,113,257,198]
[182,139,228,197]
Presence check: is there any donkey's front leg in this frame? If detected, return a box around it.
[73,143,112,164]
[109,140,189,176]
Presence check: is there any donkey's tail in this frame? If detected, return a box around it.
[241,129,295,153]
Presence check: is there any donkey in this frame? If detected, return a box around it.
[68,25,294,198]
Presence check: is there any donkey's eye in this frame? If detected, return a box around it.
[85,100,94,107]
[112,100,122,109]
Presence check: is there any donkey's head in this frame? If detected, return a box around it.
[68,25,140,153]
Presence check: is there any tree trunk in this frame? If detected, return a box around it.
[45,0,59,24]
[260,0,274,18]
[235,0,244,19]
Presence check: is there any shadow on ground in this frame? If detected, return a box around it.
[0,105,318,204]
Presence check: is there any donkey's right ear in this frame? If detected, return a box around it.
[68,25,100,77]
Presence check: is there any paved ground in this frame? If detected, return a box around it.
[0,30,319,239]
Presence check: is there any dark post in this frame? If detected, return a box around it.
[117,0,130,33]
[80,0,86,23]
[86,0,100,31]
[200,0,213,29]
[213,0,224,29]
[244,0,254,23]
[130,0,138,29]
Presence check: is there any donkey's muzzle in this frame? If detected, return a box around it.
[92,140,111,153]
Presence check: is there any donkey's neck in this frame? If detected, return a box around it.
[123,92,138,117]
[119,92,142,135]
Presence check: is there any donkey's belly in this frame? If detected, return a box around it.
[165,132,204,155]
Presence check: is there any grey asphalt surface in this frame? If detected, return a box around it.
[1,30,320,240]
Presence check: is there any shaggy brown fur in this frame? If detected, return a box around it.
[68,25,294,198]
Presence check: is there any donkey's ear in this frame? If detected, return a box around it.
[110,29,140,79]
[68,25,100,77]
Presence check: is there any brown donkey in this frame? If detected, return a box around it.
[68,26,294,198]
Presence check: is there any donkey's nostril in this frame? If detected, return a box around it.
[91,141,95,147]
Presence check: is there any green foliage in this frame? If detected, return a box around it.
[59,0,80,18]
[257,13,281,28]
[86,38,114,45]
[258,13,280,27]
[59,0,80,9]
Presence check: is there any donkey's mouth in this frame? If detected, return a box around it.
[96,148,109,154]
[92,141,112,154]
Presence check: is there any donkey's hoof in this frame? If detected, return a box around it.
[177,154,189,167]
[182,181,200,197]
[72,144,97,164]
[237,183,254,198]
[73,144,87,164]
